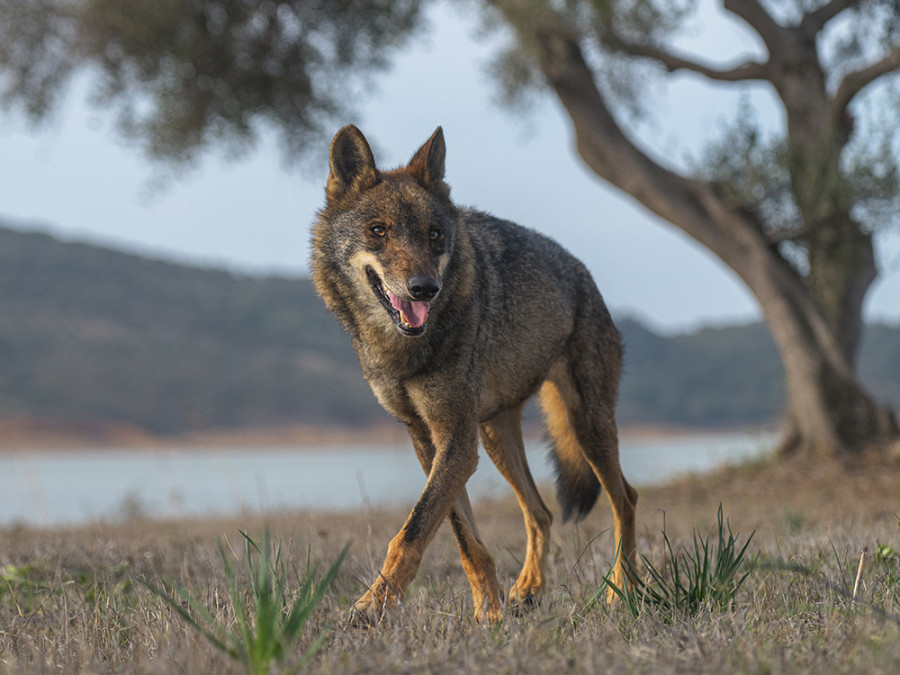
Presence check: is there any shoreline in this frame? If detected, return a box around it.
[0,418,773,453]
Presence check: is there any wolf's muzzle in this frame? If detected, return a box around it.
[407,275,440,301]
[366,266,431,337]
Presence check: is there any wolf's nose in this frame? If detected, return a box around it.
[407,275,440,301]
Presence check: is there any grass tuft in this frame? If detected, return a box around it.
[587,504,755,620]
[143,528,348,675]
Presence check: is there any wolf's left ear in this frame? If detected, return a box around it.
[407,127,449,198]
[327,125,379,204]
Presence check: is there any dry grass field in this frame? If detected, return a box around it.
[2,453,899,673]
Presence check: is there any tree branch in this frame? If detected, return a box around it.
[800,0,857,37]
[616,39,767,82]
[831,44,900,120]
[489,0,765,259]
[722,0,783,51]
[767,225,810,245]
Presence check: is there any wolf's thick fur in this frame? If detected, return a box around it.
[311,125,637,621]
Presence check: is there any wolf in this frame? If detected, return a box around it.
[310,125,637,622]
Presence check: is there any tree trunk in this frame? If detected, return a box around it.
[693,186,900,459]
[771,62,900,455]
[752,248,900,458]
[776,347,900,458]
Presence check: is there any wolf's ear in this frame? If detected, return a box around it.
[327,125,378,204]
[407,127,449,198]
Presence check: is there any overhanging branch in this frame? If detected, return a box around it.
[766,225,810,245]
[616,39,767,82]
[722,0,783,51]
[831,45,900,120]
[800,0,857,37]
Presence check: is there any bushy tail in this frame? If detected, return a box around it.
[539,382,600,522]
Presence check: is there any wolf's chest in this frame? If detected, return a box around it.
[363,373,420,424]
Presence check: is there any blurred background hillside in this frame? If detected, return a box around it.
[2,221,897,442]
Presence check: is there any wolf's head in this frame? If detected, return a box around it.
[313,125,459,338]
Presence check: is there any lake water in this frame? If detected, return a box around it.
[0,432,774,528]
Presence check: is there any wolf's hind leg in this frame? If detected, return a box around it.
[480,406,553,609]
[549,356,638,604]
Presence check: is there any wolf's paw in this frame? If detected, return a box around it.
[507,591,540,616]
[346,605,381,628]
[346,590,393,627]
[507,577,543,613]
[474,603,503,624]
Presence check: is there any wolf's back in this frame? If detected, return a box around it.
[460,210,614,523]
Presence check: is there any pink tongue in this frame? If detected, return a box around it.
[389,292,430,328]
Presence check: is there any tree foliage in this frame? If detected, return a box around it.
[0,0,424,166]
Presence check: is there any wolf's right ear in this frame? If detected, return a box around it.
[407,127,449,198]
[327,125,378,204]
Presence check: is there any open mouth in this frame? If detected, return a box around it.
[366,267,429,336]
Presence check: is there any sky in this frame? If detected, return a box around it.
[0,2,898,334]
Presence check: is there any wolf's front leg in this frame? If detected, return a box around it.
[404,421,503,622]
[353,425,501,621]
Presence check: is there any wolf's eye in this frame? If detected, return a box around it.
[430,228,441,241]
[370,224,386,237]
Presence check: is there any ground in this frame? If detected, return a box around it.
[1,453,899,673]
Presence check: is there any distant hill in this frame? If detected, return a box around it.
[0,224,384,435]
[0,223,897,437]
[615,319,785,427]
[617,317,900,427]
